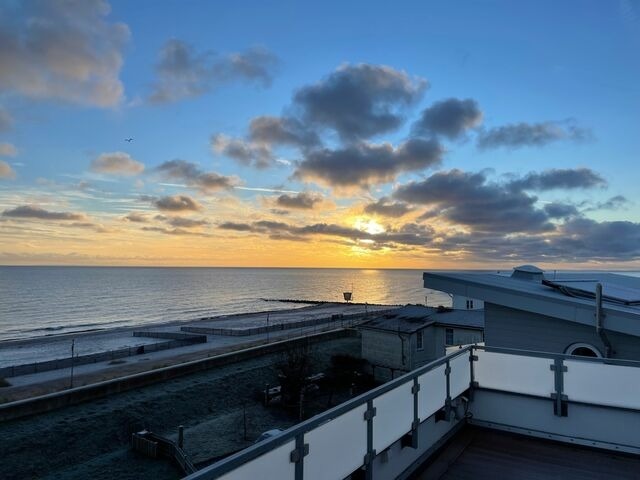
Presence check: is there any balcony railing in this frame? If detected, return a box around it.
[184,345,640,480]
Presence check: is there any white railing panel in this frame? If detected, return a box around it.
[417,364,447,420]
[219,440,295,480]
[474,350,554,397]
[373,382,414,452]
[564,360,640,410]
[449,352,471,398]
[304,404,368,480]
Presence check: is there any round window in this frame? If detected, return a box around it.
[565,343,602,358]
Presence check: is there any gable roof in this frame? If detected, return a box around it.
[360,305,484,334]
[423,268,640,337]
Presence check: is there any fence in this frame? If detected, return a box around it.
[0,333,206,378]
[185,344,640,480]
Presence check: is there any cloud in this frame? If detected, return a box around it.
[543,202,580,219]
[90,152,144,176]
[292,63,427,141]
[156,159,240,192]
[275,192,323,210]
[148,40,278,104]
[123,212,149,223]
[394,169,554,234]
[592,195,629,211]
[248,116,320,149]
[2,205,86,220]
[412,98,483,139]
[364,197,414,217]
[153,195,202,212]
[141,226,209,237]
[477,119,592,149]
[0,143,17,157]
[551,218,640,260]
[509,168,606,191]
[0,0,129,106]
[163,216,209,228]
[218,218,435,248]
[210,135,273,168]
[0,106,13,131]
[0,160,16,179]
[294,138,443,189]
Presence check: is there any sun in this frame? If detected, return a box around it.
[354,218,385,235]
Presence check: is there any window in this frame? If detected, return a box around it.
[466,299,474,310]
[416,330,423,351]
[564,342,602,358]
[445,328,454,345]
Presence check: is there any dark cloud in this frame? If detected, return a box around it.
[276,192,323,210]
[293,64,427,141]
[249,116,320,149]
[0,160,16,179]
[123,212,149,223]
[582,195,629,212]
[153,195,202,212]
[149,40,278,104]
[394,169,554,234]
[0,106,13,131]
[543,202,580,219]
[210,135,274,169]
[294,138,443,189]
[364,197,413,217]
[3,205,86,220]
[509,168,606,191]
[477,119,592,149]
[412,98,483,139]
[218,222,254,231]
[0,0,129,106]
[156,159,239,192]
[90,152,144,176]
[164,216,209,228]
[218,218,434,248]
[551,218,640,260]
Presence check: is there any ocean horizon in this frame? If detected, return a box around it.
[2,266,639,343]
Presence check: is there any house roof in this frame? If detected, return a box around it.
[423,267,640,337]
[360,305,484,334]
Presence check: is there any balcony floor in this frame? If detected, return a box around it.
[415,427,640,480]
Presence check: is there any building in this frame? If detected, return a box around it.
[359,305,484,381]
[423,265,640,360]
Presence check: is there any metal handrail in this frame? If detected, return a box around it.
[183,346,472,479]
[184,344,640,479]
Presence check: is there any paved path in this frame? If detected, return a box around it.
[0,303,397,401]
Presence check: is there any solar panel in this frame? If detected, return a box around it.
[545,279,640,305]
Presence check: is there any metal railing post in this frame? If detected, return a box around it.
[551,357,568,417]
[411,377,420,448]
[444,359,452,420]
[289,433,308,480]
[364,399,377,480]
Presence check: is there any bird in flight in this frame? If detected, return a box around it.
[125,138,133,143]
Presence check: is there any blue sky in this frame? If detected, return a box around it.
[0,0,639,267]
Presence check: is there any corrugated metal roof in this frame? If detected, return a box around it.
[360,305,484,333]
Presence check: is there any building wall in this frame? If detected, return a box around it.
[452,295,484,310]
[439,326,484,346]
[361,326,446,382]
[485,303,640,360]
[361,329,407,382]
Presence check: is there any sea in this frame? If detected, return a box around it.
[0,266,452,342]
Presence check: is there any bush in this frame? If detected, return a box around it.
[0,376,11,388]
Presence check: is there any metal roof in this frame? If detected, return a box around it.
[423,268,640,337]
[360,305,484,334]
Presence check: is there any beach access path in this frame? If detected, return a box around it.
[0,302,396,402]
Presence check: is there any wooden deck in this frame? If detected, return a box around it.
[415,427,640,480]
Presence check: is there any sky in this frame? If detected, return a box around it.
[0,0,639,268]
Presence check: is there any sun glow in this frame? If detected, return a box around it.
[354,218,385,235]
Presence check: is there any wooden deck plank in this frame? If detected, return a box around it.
[415,427,640,480]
